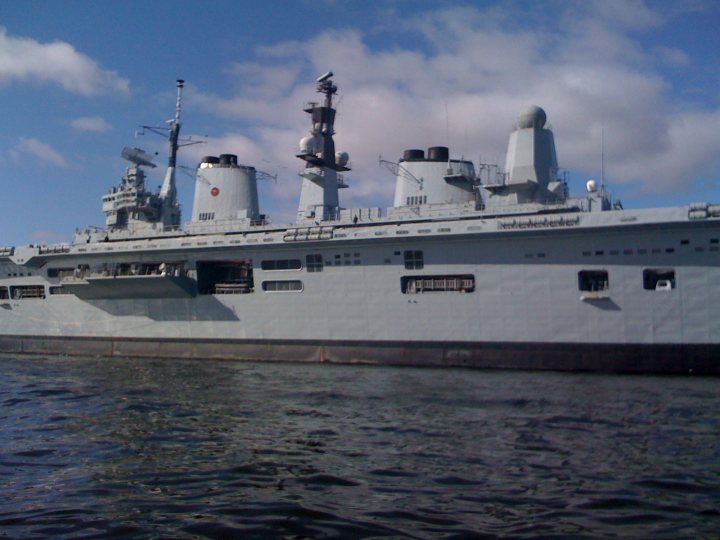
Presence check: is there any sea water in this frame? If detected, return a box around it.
[1,356,718,538]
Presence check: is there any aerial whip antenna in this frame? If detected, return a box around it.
[601,121,605,189]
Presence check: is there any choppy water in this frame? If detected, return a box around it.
[0,356,719,539]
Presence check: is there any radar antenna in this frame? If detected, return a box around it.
[121,147,157,168]
[316,71,333,83]
[316,71,337,108]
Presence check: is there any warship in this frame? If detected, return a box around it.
[1,74,718,373]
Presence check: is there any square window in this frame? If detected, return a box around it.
[404,250,424,270]
[306,254,323,272]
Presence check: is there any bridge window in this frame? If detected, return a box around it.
[0,286,8,299]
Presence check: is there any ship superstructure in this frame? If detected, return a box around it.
[1,73,718,373]
[98,80,186,240]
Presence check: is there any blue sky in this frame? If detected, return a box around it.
[0,0,718,246]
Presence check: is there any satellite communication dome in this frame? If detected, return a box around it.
[299,135,319,155]
[335,151,349,167]
[586,179,598,192]
[518,106,547,129]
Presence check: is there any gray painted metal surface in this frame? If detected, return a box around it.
[1,75,718,372]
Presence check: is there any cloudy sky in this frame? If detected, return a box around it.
[0,0,718,246]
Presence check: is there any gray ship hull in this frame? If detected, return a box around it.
[0,334,717,374]
[2,77,718,373]
[1,206,718,373]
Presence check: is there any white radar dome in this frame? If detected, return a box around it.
[299,135,319,155]
[335,152,349,167]
[586,179,598,192]
[518,105,547,129]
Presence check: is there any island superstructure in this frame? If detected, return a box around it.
[1,73,718,373]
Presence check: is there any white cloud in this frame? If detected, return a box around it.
[12,137,68,167]
[564,0,663,31]
[70,116,112,132]
[223,63,302,99]
[654,46,690,68]
[610,108,720,194]
[189,1,720,221]
[0,26,129,96]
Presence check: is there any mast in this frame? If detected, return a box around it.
[296,72,350,221]
[317,73,339,217]
[159,79,184,229]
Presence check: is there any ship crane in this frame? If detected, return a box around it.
[255,170,278,184]
[178,165,211,187]
[379,157,424,189]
